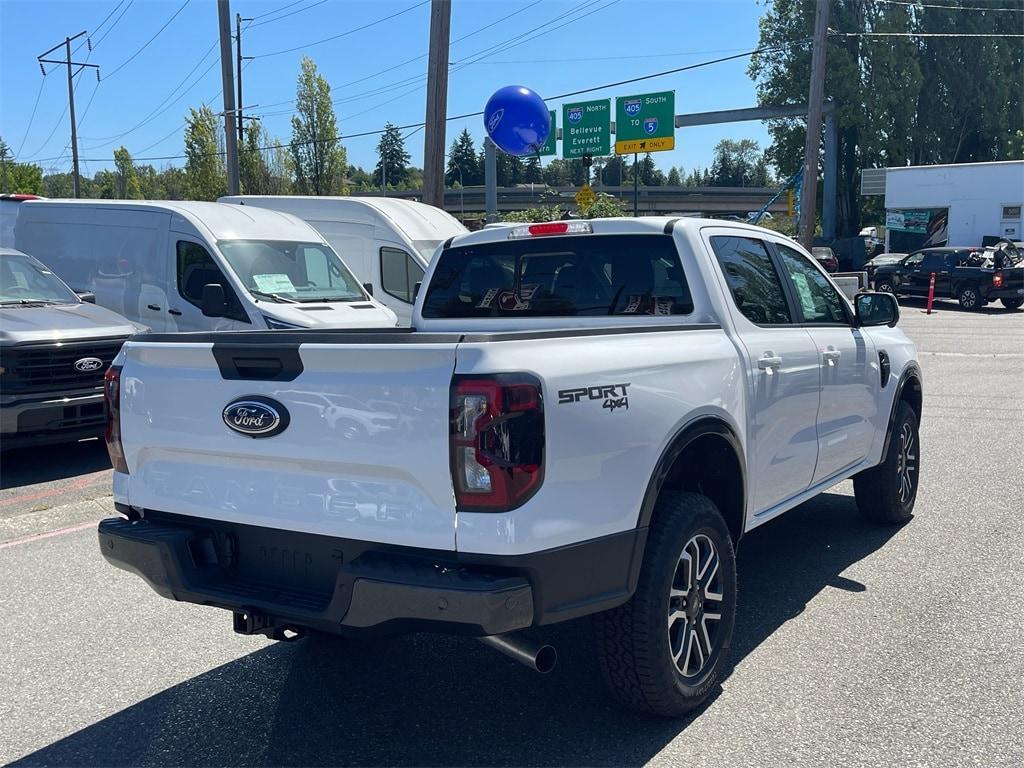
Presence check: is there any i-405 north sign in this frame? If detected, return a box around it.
[615,91,675,154]
[562,99,610,158]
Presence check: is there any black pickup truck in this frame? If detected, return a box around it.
[872,246,1024,311]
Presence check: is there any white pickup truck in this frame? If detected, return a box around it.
[98,217,922,717]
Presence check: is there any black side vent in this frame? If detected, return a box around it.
[878,350,891,388]
[297,306,334,312]
[350,304,376,309]
[212,344,303,381]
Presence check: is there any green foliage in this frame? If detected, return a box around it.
[601,155,630,186]
[446,129,481,186]
[0,137,44,194]
[638,153,666,186]
[183,104,225,201]
[290,57,347,195]
[374,122,411,188]
[749,0,1023,235]
[523,155,543,183]
[709,139,772,186]
[666,166,682,186]
[582,193,626,219]
[113,146,143,199]
[240,122,271,195]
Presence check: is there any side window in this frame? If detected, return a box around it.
[922,252,945,271]
[380,247,424,304]
[904,252,925,269]
[176,241,249,323]
[775,243,849,324]
[710,235,792,325]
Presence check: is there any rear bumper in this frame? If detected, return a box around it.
[98,511,646,637]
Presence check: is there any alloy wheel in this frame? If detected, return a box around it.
[896,422,918,504]
[667,534,724,679]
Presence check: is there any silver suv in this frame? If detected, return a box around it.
[1,248,144,450]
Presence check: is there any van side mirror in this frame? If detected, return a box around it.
[855,291,899,327]
[362,282,374,297]
[201,283,227,318]
[76,291,96,304]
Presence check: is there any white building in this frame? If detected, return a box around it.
[883,160,1023,252]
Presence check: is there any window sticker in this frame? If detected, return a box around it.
[654,296,674,316]
[253,273,296,294]
[791,272,817,317]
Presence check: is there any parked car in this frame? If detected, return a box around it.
[0,247,142,450]
[220,196,467,326]
[0,193,42,248]
[811,245,839,272]
[872,246,1024,310]
[865,252,907,280]
[98,217,922,717]
[13,200,397,331]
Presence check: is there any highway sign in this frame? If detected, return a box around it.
[575,183,595,209]
[562,99,610,158]
[615,91,675,154]
[539,110,556,156]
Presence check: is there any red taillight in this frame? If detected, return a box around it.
[450,375,544,512]
[104,365,129,474]
[993,271,1004,288]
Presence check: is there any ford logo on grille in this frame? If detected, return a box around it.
[74,357,104,372]
[222,397,289,438]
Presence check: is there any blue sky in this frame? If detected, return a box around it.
[0,0,774,178]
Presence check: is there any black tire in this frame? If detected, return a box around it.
[1001,297,1023,310]
[593,492,737,718]
[853,401,920,524]
[874,279,895,294]
[957,284,983,311]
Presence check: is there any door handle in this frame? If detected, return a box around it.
[823,346,842,366]
[146,304,161,311]
[757,352,783,371]
[167,308,183,316]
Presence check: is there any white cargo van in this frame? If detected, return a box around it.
[219,196,467,325]
[14,200,397,332]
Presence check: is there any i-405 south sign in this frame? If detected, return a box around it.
[615,91,675,154]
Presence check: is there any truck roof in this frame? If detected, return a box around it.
[18,199,321,243]
[446,215,784,249]
[219,195,466,244]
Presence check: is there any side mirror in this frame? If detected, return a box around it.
[76,291,96,304]
[362,282,374,297]
[855,291,899,327]
[201,283,227,318]
[413,281,422,300]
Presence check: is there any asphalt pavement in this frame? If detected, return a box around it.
[1,298,1022,767]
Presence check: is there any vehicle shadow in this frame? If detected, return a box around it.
[896,295,1018,315]
[13,490,901,767]
[0,438,110,490]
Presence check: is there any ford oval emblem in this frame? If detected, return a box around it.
[222,396,289,438]
[74,357,104,372]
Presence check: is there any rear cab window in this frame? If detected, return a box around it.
[421,235,693,318]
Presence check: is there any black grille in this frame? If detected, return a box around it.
[1,338,127,395]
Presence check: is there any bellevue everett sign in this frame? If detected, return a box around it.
[615,91,675,154]
[562,99,610,158]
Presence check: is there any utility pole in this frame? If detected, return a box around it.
[422,0,451,209]
[37,32,99,199]
[798,0,830,249]
[218,0,240,195]
[235,13,254,150]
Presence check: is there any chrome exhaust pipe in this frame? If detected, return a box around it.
[478,633,557,674]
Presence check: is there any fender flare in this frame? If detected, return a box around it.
[881,362,923,458]
[636,416,747,536]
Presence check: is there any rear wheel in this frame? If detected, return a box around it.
[1001,297,1023,310]
[854,401,920,524]
[594,492,737,717]
[874,279,895,294]
[957,285,983,311]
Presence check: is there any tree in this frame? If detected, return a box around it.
[0,137,44,194]
[290,56,346,195]
[666,166,682,186]
[160,166,188,199]
[183,104,225,201]
[112,146,143,199]
[601,155,629,186]
[708,139,771,187]
[374,122,411,188]
[542,158,573,186]
[749,0,1023,236]
[446,129,481,186]
[523,155,543,184]
[638,153,665,186]
[240,122,273,195]
[495,152,524,186]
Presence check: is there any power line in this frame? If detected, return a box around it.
[251,0,430,58]
[870,0,1024,12]
[92,0,135,48]
[104,0,192,80]
[14,78,48,157]
[73,0,126,53]
[249,0,330,27]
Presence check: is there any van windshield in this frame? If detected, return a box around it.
[218,240,366,303]
[1,253,79,305]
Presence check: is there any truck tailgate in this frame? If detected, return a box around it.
[119,337,459,550]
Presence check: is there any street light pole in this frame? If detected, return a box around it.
[798,0,830,248]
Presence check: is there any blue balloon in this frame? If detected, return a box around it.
[483,85,551,157]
